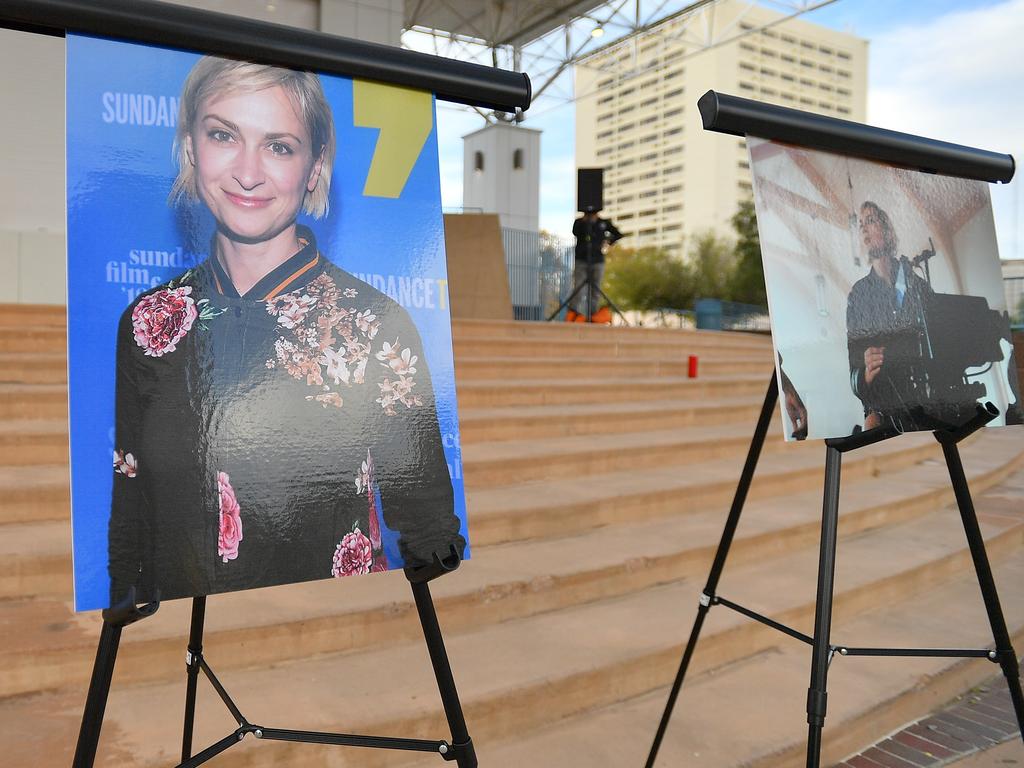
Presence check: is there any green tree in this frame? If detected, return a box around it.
[688,230,735,301]
[727,198,767,306]
[603,245,696,311]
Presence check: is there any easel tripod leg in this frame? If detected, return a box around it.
[72,621,123,768]
[806,446,842,768]
[940,441,1024,739]
[645,375,779,768]
[181,596,207,761]
[411,579,477,767]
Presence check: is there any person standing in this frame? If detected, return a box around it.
[568,210,622,323]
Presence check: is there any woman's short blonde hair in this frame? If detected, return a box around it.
[169,56,336,219]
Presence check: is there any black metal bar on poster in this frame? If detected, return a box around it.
[0,0,532,112]
[697,90,1014,184]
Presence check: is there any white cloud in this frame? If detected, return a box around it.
[868,0,1024,258]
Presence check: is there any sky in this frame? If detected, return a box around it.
[431,0,1024,257]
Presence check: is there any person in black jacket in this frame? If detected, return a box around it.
[108,56,463,608]
[847,201,935,432]
[568,210,622,322]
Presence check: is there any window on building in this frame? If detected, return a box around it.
[663,185,682,194]
[513,149,523,170]
[640,133,657,143]
[665,68,683,79]
[639,171,658,180]
[837,87,851,96]
[664,127,683,137]
[598,78,613,88]
[617,141,635,150]
[820,65,834,74]
[739,82,755,91]
[664,165,682,175]
[760,48,777,58]
[760,67,776,77]
[781,54,795,63]
[740,62,755,71]
[738,160,749,169]
[621,87,636,96]
[474,151,484,172]
[837,51,851,60]
[598,95,613,105]
[620,122,636,132]
[663,223,682,232]
[639,227,658,236]
[640,115,658,125]
[640,190,657,198]
[664,204,682,213]
[800,40,814,49]
[820,83,834,92]
[619,105,635,114]
[760,88,777,98]
[598,112,613,121]
[740,42,755,52]
[664,107,683,119]
[819,46,833,55]
[597,130,613,140]
[801,59,814,68]
[664,88,684,99]
[837,106,850,114]
[782,34,796,44]
[641,98,658,108]
[641,152,658,162]
[781,73,795,81]
[597,147,612,156]
[620,158,635,167]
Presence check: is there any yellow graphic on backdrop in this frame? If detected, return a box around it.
[354,80,433,199]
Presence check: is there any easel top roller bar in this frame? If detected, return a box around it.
[0,0,532,113]
[698,90,1014,184]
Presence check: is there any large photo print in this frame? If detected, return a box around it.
[748,137,1021,442]
[68,35,468,611]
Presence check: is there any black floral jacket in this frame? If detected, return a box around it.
[109,227,463,606]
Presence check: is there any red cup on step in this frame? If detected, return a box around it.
[688,355,698,378]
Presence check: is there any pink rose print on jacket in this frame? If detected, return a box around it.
[332,526,373,577]
[217,471,243,563]
[113,449,137,477]
[132,286,198,357]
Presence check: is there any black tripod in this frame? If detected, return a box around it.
[73,549,477,768]
[547,259,627,323]
[645,376,1024,767]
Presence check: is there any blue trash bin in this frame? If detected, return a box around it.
[695,298,723,330]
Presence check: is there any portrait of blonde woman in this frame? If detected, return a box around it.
[106,56,463,607]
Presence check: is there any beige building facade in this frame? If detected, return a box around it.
[575,1,867,255]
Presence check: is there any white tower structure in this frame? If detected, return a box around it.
[462,123,541,232]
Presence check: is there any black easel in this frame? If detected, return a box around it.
[73,548,478,768]
[644,376,1024,767]
[547,261,627,324]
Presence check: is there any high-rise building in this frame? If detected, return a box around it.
[574,0,867,254]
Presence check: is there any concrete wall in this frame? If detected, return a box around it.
[443,214,513,321]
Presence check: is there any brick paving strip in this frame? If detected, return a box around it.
[833,666,1023,768]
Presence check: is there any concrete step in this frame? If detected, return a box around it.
[0,418,68,465]
[454,373,769,408]
[0,383,68,421]
[0,303,66,327]
[0,352,67,384]
[0,464,69,524]
[452,334,772,361]
[451,318,771,349]
[466,429,948,547]
[460,419,788,488]
[4,431,1018,698]
[455,355,771,381]
[442,566,1024,768]
[0,325,66,353]
[458,395,766,443]
[3,481,1021,768]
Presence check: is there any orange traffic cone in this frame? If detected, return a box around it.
[564,309,578,322]
[592,306,612,324]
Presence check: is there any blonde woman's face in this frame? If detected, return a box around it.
[187,85,323,242]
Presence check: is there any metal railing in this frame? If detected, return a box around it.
[502,227,573,321]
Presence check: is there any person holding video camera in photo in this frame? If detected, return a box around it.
[567,209,622,324]
[847,201,938,432]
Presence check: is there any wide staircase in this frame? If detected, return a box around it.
[1,304,1023,768]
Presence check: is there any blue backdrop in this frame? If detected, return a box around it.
[67,34,468,611]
